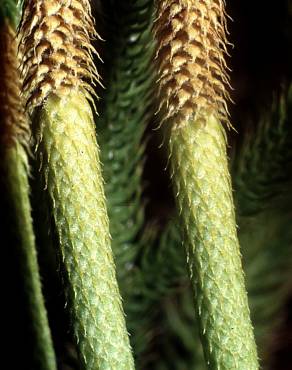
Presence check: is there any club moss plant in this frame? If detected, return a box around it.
[18,1,134,368]
[1,0,291,369]
[154,1,258,368]
[0,2,56,369]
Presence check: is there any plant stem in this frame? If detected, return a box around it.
[33,91,134,369]
[3,144,57,370]
[0,15,56,369]
[154,0,259,367]
[168,115,258,369]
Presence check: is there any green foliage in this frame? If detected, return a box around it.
[233,86,292,357]
[0,0,20,26]
[95,0,156,362]
[131,222,206,369]
[97,0,154,279]
[232,86,292,216]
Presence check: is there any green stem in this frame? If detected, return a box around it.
[0,5,56,366]
[34,91,134,369]
[168,115,258,369]
[3,144,57,370]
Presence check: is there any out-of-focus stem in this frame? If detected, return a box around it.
[0,18,56,370]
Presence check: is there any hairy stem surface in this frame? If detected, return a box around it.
[168,116,258,369]
[33,91,134,369]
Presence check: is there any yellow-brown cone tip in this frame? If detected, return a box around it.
[0,22,27,147]
[19,0,100,112]
[154,0,231,128]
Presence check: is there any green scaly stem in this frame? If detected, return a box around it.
[168,116,258,369]
[33,92,134,369]
[138,86,292,368]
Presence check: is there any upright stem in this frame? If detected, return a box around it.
[168,116,258,369]
[154,0,259,367]
[34,92,134,369]
[18,0,135,367]
[3,145,57,370]
[0,16,56,370]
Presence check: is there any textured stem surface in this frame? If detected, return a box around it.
[34,91,134,370]
[169,116,259,369]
